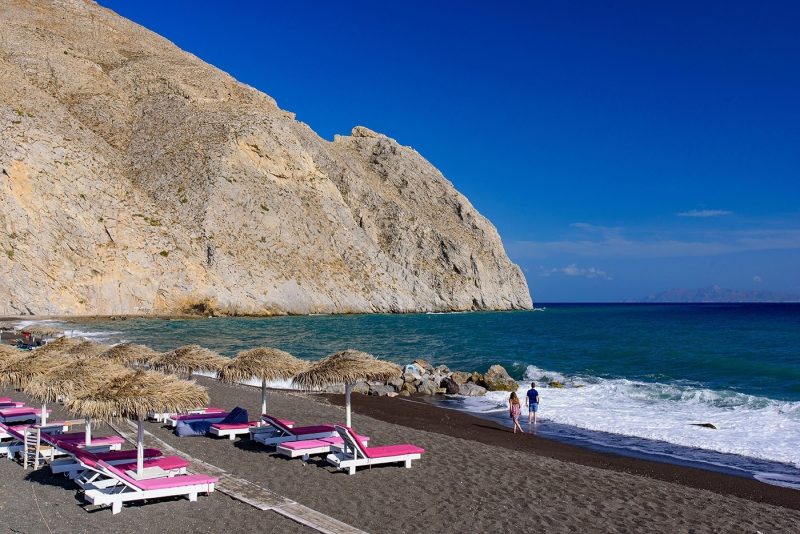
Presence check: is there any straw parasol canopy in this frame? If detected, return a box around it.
[62,340,110,358]
[218,347,310,415]
[98,342,162,366]
[0,349,81,425]
[24,358,129,445]
[148,344,227,376]
[23,358,127,405]
[0,343,23,362]
[23,324,64,337]
[30,335,81,356]
[293,349,401,427]
[0,351,67,389]
[65,369,209,475]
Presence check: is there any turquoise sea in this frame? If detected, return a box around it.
[35,303,800,489]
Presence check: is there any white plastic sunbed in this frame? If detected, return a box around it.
[164,409,229,428]
[81,460,217,514]
[249,415,336,447]
[326,425,424,475]
[275,433,371,460]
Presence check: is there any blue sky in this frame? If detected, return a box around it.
[98,0,800,302]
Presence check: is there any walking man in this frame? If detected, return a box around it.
[526,382,540,424]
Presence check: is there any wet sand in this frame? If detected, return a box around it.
[2,378,799,533]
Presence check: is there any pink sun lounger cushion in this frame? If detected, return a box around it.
[98,461,218,491]
[344,426,425,459]
[174,412,229,422]
[113,455,189,472]
[0,407,49,417]
[211,421,261,430]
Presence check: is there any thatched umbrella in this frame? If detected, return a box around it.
[23,325,64,337]
[31,335,81,356]
[61,340,109,358]
[293,349,401,427]
[0,350,71,425]
[65,369,208,476]
[23,358,128,445]
[98,342,162,366]
[0,343,23,361]
[218,348,310,416]
[148,345,227,377]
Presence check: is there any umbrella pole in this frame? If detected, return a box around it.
[261,378,267,416]
[40,402,47,426]
[345,383,352,427]
[84,417,92,446]
[136,418,144,476]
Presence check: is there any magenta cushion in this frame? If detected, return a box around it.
[175,412,229,422]
[292,424,336,436]
[114,455,189,472]
[211,421,259,430]
[362,444,425,459]
[96,448,161,461]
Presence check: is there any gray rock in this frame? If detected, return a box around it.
[387,377,404,390]
[369,384,395,397]
[413,359,434,373]
[416,379,438,396]
[451,371,471,385]
[440,377,461,395]
[459,383,487,396]
[483,364,519,392]
[352,381,370,395]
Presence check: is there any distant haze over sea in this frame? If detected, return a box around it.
[631,285,800,303]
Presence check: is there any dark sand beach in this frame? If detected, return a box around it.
[1,377,798,533]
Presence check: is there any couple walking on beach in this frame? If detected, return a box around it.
[509,382,539,433]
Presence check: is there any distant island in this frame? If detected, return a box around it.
[633,285,800,303]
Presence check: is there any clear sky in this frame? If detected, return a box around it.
[98,0,800,302]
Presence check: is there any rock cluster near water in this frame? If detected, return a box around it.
[333,360,520,398]
[0,0,532,316]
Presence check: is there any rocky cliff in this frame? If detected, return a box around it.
[0,0,532,316]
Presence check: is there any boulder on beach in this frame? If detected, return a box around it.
[451,371,471,385]
[413,359,434,372]
[416,379,438,396]
[548,381,565,388]
[440,377,461,394]
[369,384,395,397]
[459,382,487,396]
[482,364,519,391]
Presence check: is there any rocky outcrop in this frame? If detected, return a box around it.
[0,0,532,316]
[482,365,519,392]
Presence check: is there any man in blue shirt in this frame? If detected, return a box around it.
[526,382,540,424]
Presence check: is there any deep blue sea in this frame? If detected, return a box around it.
[30,303,800,488]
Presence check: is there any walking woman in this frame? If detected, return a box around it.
[508,391,524,434]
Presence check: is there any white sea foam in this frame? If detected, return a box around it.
[461,364,800,472]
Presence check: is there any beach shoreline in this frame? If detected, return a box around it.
[325,391,800,511]
[2,376,799,532]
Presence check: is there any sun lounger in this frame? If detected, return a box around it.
[43,431,125,451]
[81,460,217,514]
[250,415,336,447]
[151,406,226,423]
[165,410,229,428]
[209,421,263,440]
[50,442,164,477]
[0,407,51,424]
[326,425,424,475]
[276,433,371,460]
[0,401,25,408]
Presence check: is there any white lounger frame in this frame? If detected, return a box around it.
[326,425,421,475]
[82,463,214,514]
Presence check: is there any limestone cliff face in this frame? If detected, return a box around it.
[0,0,532,316]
